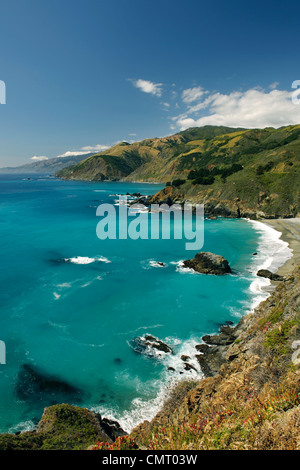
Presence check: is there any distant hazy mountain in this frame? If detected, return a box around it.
[0,153,94,174]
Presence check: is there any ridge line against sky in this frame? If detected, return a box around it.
[28,82,300,164]
[0,0,300,166]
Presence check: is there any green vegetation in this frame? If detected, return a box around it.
[0,404,111,451]
[56,124,300,218]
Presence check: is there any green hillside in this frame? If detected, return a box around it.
[56,125,300,218]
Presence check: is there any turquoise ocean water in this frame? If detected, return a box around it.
[0,175,292,433]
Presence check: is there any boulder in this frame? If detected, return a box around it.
[257,269,284,281]
[183,252,232,275]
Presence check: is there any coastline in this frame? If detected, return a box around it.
[191,216,300,380]
[1,213,300,448]
[261,218,300,276]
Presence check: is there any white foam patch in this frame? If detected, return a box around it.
[65,256,111,264]
[173,260,195,274]
[57,282,72,289]
[8,420,36,434]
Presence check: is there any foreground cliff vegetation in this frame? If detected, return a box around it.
[0,265,299,450]
[57,124,300,218]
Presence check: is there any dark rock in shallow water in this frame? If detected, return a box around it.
[181,355,191,362]
[16,364,83,405]
[256,269,284,281]
[130,335,173,357]
[183,362,197,372]
[183,252,231,275]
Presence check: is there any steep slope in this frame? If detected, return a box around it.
[56,126,242,181]
[57,125,300,218]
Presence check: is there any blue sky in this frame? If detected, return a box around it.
[0,0,300,166]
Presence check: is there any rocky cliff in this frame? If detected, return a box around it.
[130,265,300,450]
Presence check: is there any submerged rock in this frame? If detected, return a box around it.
[183,252,232,275]
[257,269,284,281]
[16,364,83,405]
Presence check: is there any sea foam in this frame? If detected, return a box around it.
[246,219,293,309]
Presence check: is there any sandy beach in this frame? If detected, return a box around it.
[263,218,300,276]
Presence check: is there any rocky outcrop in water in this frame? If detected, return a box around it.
[130,335,173,357]
[183,251,232,275]
[257,269,284,281]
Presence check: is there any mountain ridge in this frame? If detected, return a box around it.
[56,124,300,219]
[0,153,94,174]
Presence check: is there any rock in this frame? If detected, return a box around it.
[16,364,83,405]
[181,355,191,362]
[195,345,226,377]
[195,344,211,354]
[183,362,197,372]
[257,269,284,281]
[202,326,236,346]
[194,323,238,377]
[183,252,232,275]
[94,414,127,441]
[130,335,173,357]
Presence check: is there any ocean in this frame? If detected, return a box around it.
[0,174,292,433]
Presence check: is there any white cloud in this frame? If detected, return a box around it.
[181,86,205,103]
[80,144,110,152]
[56,144,110,158]
[174,88,300,130]
[269,81,280,90]
[31,156,48,161]
[132,79,163,97]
